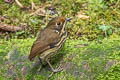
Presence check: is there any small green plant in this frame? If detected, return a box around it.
[99,24,113,38]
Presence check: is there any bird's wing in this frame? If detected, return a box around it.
[28,29,61,61]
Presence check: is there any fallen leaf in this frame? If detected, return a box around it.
[77,12,90,20]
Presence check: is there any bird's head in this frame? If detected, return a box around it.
[46,16,71,31]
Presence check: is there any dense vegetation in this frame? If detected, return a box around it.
[0,0,120,80]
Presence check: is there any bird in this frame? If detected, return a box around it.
[28,16,71,77]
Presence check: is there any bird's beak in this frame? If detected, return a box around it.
[66,18,72,22]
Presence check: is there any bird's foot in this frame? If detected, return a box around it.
[38,67,42,72]
[48,68,63,78]
[53,68,63,72]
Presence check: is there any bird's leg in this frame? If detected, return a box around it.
[46,59,63,78]
[46,59,62,72]
[38,57,43,72]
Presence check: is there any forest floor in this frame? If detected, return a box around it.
[0,37,120,80]
[0,0,120,80]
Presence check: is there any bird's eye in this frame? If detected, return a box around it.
[57,22,61,26]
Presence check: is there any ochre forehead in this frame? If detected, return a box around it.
[56,17,65,22]
[48,17,65,25]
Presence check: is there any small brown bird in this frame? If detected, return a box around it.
[28,16,71,77]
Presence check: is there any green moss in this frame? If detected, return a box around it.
[0,0,120,79]
[0,38,120,79]
[0,0,120,39]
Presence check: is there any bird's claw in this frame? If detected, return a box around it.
[48,68,63,78]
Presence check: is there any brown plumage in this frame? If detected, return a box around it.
[29,29,61,61]
[28,16,71,77]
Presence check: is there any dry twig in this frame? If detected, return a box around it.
[15,0,24,8]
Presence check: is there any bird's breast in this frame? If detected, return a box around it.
[39,31,67,65]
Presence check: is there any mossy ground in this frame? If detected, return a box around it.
[0,0,120,80]
[0,37,120,80]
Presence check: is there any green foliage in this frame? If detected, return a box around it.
[99,24,113,36]
[0,0,120,40]
[99,24,112,32]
